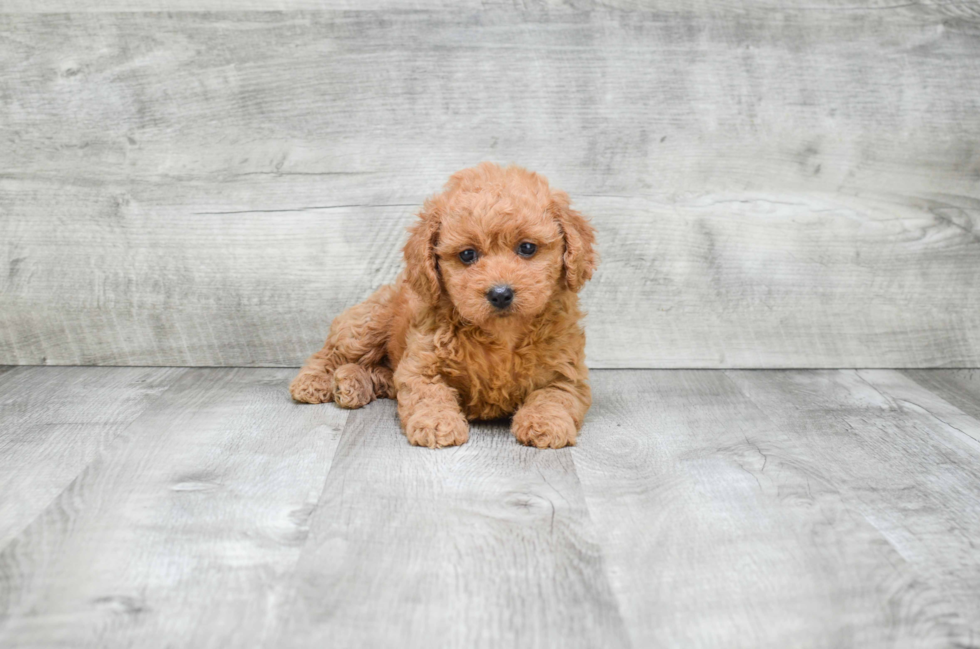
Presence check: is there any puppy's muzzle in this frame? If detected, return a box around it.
[486,285,515,310]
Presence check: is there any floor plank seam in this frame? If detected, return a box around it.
[257,403,354,647]
[567,447,637,649]
[0,367,191,557]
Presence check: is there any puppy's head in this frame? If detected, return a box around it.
[404,163,597,328]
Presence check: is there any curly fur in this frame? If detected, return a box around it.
[290,163,598,449]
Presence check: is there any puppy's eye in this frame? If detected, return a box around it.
[458,249,478,264]
[517,242,537,258]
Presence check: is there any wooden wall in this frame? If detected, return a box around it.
[1,4,978,367]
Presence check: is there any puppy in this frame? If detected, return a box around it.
[290,162,597,449]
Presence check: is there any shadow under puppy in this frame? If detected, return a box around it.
[290,162,598,449]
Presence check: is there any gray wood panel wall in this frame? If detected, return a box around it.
[1,5,978,367]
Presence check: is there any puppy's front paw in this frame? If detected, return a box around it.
[290,372,333,404]
[405,408,469,449]
[512,407,576,449]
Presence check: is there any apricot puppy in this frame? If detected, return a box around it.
[290,162,597,449]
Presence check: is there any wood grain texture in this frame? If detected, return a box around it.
[4,0,980,13]
[1,10,979,368]
[2,368,980,646]
[902,369,980,421]
[0,366,185,550]
[727,369,980,644]
[573,369,979,648]
[0,0,486,11]
[273,402,630,649]
[0,368,348,648]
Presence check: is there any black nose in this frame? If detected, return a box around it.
[486,285,514,310]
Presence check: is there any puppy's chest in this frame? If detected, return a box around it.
[439,337,550,420]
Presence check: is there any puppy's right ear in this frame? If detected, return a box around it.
[403,197,442,305]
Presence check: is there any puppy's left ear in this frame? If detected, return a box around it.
[550,191,598,292]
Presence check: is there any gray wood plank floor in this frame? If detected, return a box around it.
[1,368,979,648]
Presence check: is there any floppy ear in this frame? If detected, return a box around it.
[403,198,443,305]
[550,191,598,292]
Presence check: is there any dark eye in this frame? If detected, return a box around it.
[517,242,537,257]
[458,249,478,264]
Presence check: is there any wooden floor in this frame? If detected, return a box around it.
[1,367,979,648]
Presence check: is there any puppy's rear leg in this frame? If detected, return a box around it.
[331,364,395,409]
[290,285,395,404]
[369,366,395,400]
[289,346,341,404]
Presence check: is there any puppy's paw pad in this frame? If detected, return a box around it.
[332,364,374,409]
[405,410,469,448]
[512,410,576,449]
[290,373,333,404]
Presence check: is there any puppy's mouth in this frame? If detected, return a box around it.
[490,302,517,318]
